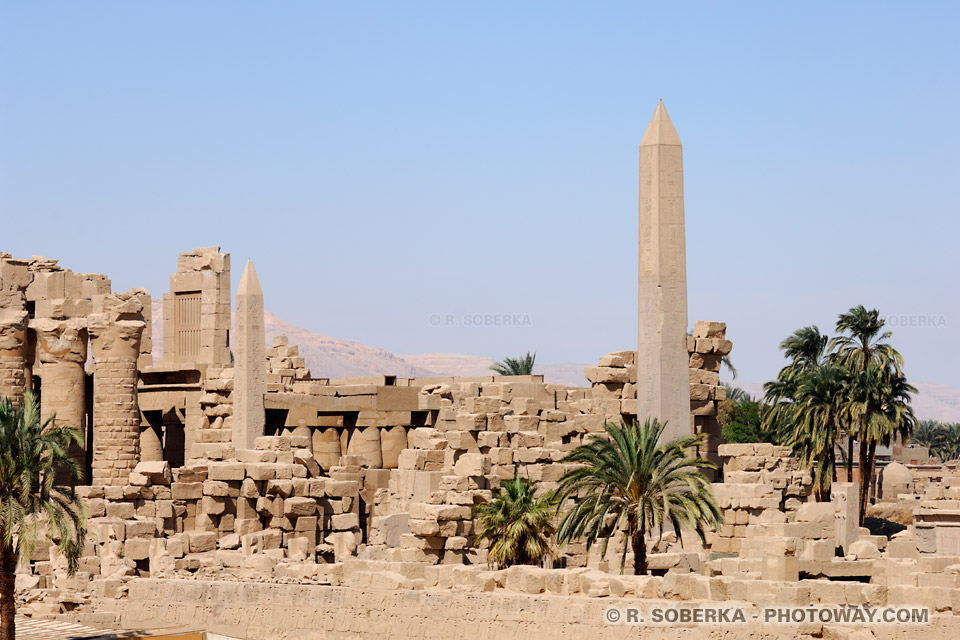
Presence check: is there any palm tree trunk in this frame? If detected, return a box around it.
[632,518,647,576]
[846,435,854,482]
[858,438,870,526]
[862,441,878,526]
[0,542,16,640]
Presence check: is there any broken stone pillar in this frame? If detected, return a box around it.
[33,318,89,478]
[312,428,341,471]
[140,423,164,462]
[0,255,32,404]
[88,292,146,486]
[832,482,860,554]
[0,292,28,404]
[346,426,382,468]
[234,260,266,450]
[33,318,88,430]
[637,100,690,443]
[381,426,408,469]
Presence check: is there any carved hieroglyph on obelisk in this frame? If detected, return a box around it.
[234,259,266,449]
[638,100,690,443]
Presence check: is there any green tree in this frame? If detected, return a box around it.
[721,383,754,405]
[935,424,960,462]
[788,364,849,501]
[909,420,960,463]
[831,306,912,523]
[846,368,917,523]
[762,326,832,454]
[555,419,722,575]
[489,352,536,376]
[718,399,773,444]
[911,420,945,452]
[473,476,558,568]
[0,392,86,640]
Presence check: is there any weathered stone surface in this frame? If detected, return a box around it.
[234,260,266,450]
[637,101,690,444]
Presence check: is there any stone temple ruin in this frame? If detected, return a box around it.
[3,103,960,639]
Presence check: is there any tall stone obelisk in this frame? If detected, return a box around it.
[637,100,690,443]
[234,259,266,450]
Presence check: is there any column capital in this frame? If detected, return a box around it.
[32,317,88,365]
[88,292,146,361]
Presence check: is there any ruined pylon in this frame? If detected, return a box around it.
[234,259,266,449]
[637,100,690,443]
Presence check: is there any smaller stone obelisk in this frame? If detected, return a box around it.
[234,259,266,450]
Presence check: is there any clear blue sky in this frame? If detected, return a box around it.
[2,2,957,387]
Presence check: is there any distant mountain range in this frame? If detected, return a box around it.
[149,299,960,422]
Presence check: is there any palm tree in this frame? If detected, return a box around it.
[936,424,960,462]
[912,420,945,453]
[910,420,960,462]
[721,383,754,405]
[831,306,903,377]
[0,392,86,640]
[831,306,911,521]
[721,355,738,380]
[473,476,557,568]
[762,326,832,455]
[489,352,536,376]
[847,369,916,523]
[554,419,722,575]
[788,364,848,501]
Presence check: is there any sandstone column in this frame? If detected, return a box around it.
[0,292,28,404]
[34,318,88,479]
[234,260,266,450]
[637,100,690,443]
[34,319,88,431]
[0,256,32,404]
[88,293,146,486]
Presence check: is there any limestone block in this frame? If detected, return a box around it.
[693,321,726,339]
[105,502,136,520]
[690,400,716,416]
[325,532,358,562]
[245,464,275,481]
[848,540,880,559]
[454,454,490,477]
[134,461,172,485]
[762,556,799,581]
[689,383,712,401]
[187,531,218,554]
[207,463,245,481]
[325,480,359,498]
[202,480,230,497]
[293,448,321,477]
[579,570,611,597]
[201,496,227,516]
[887,537,920,559]
[597,354,628,368]
[174,466,208,483]
[409,519,440,536]
[284,497,317,518]
[505,566,547,594]
[128,472,151,487]
[124,538,152,561]
[584,367,630,384]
